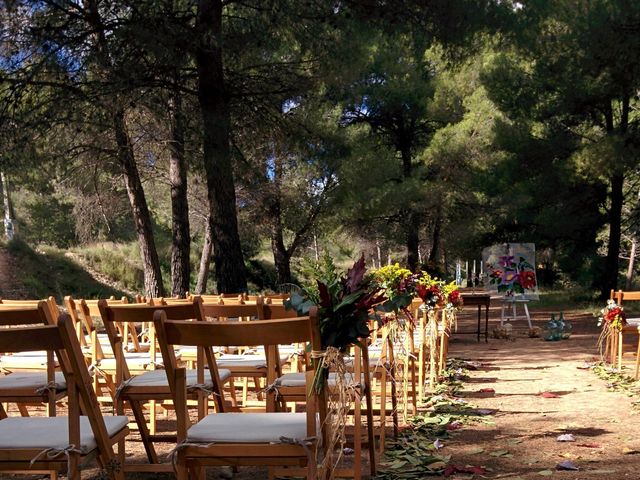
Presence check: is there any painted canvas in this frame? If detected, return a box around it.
[482,243,539,300]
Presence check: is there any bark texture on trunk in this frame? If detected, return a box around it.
[428,205,443,265]
[168,92,191,297]
[196,0,247,293]
[114,109,166,298]
[195,216,213,294]
[271,221,292,286]
[603,171,624,298]
[400,146,420,271]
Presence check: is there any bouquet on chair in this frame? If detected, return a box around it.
[285,253,386,389]
[597,299,627,361]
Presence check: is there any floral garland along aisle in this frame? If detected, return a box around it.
[597,299,627,364]
[373,265,464,416]
[287,256,464,477]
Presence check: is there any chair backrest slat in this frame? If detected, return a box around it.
[160,316,314,347]
[0,324,63,352]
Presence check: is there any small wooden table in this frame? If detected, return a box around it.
[460,293,491,342]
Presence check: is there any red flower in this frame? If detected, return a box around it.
[605,307,625,324]
[519,270,536,289]
[490,269,503,278]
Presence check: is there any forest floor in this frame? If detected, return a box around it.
[437,305,640,480]
[3,301,640,479]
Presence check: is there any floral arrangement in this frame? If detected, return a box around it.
[598,299,627,331]
[373,263,415,320]
[285,254,386,351]
[486,254,536,295]
[373,267,464,321]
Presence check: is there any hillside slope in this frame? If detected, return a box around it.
[0,246,28,299]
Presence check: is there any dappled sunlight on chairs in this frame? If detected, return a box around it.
[97,296,230,472]
[0,314,129,480]
[153,307,328,480]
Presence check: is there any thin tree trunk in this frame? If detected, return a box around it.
[626,237,636,291]
[195,216,213,294]
[168,91,191,297]
[428,205,443,265]
[196,0,247,293]
[113,109,166,298]
[313,233,319,262]
[1,171,14,240]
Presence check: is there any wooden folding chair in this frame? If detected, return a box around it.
[201,299,288,407]
[98,297,230,472]
[610,290,640,375]
[0,302,67,419]
[64,297,136,404]
[271,339,377,478]
[0,314,129,480]
[153,307,328,480]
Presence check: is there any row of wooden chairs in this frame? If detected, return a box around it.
[0,296,387,478]
[0,290,455,479]
[0,302,333,479]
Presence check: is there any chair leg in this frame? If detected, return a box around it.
[129,399,159,463]
[635,333,640,379]
[149,399,157,435]
[618,331,624,371]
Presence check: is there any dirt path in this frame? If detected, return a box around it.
[445,307,640,479]
[0,246,27,299]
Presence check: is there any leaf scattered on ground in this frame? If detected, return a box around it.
[490,449,510,457]
[467,447,485,455]
[540,391,560,398]
[556,460,579,471]
[443,464,487,476]
[576,443,601,448]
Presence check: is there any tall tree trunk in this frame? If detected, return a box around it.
[428,205,443,265]
[400,145,420,271]
[195,216,213,294]
[1,171,15,240]
[196,0,246,293]
[271,221,292,286]
[168,91,191,297]
[113,109,166,298]
[602,171,624,298]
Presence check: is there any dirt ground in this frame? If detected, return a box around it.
[444,303,640,480]
[4,300,640,479]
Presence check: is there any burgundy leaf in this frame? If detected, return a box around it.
[444,464,487,476]
[344,254,366,293]
[540,392,559,398]
[317,280,332,308]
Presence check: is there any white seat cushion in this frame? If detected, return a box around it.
[122,368,232,391]
[627,317,640,327]
[275,372,363,388]
[216,354,290,369]
[0,371,66,392]
[0,353,58,370]
[187,412,309,443]
[96,351,179,372]
[0,416,128,453]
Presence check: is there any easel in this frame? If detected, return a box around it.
[500,294,532,329]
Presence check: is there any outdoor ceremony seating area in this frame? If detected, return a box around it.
[0,289,464,480]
